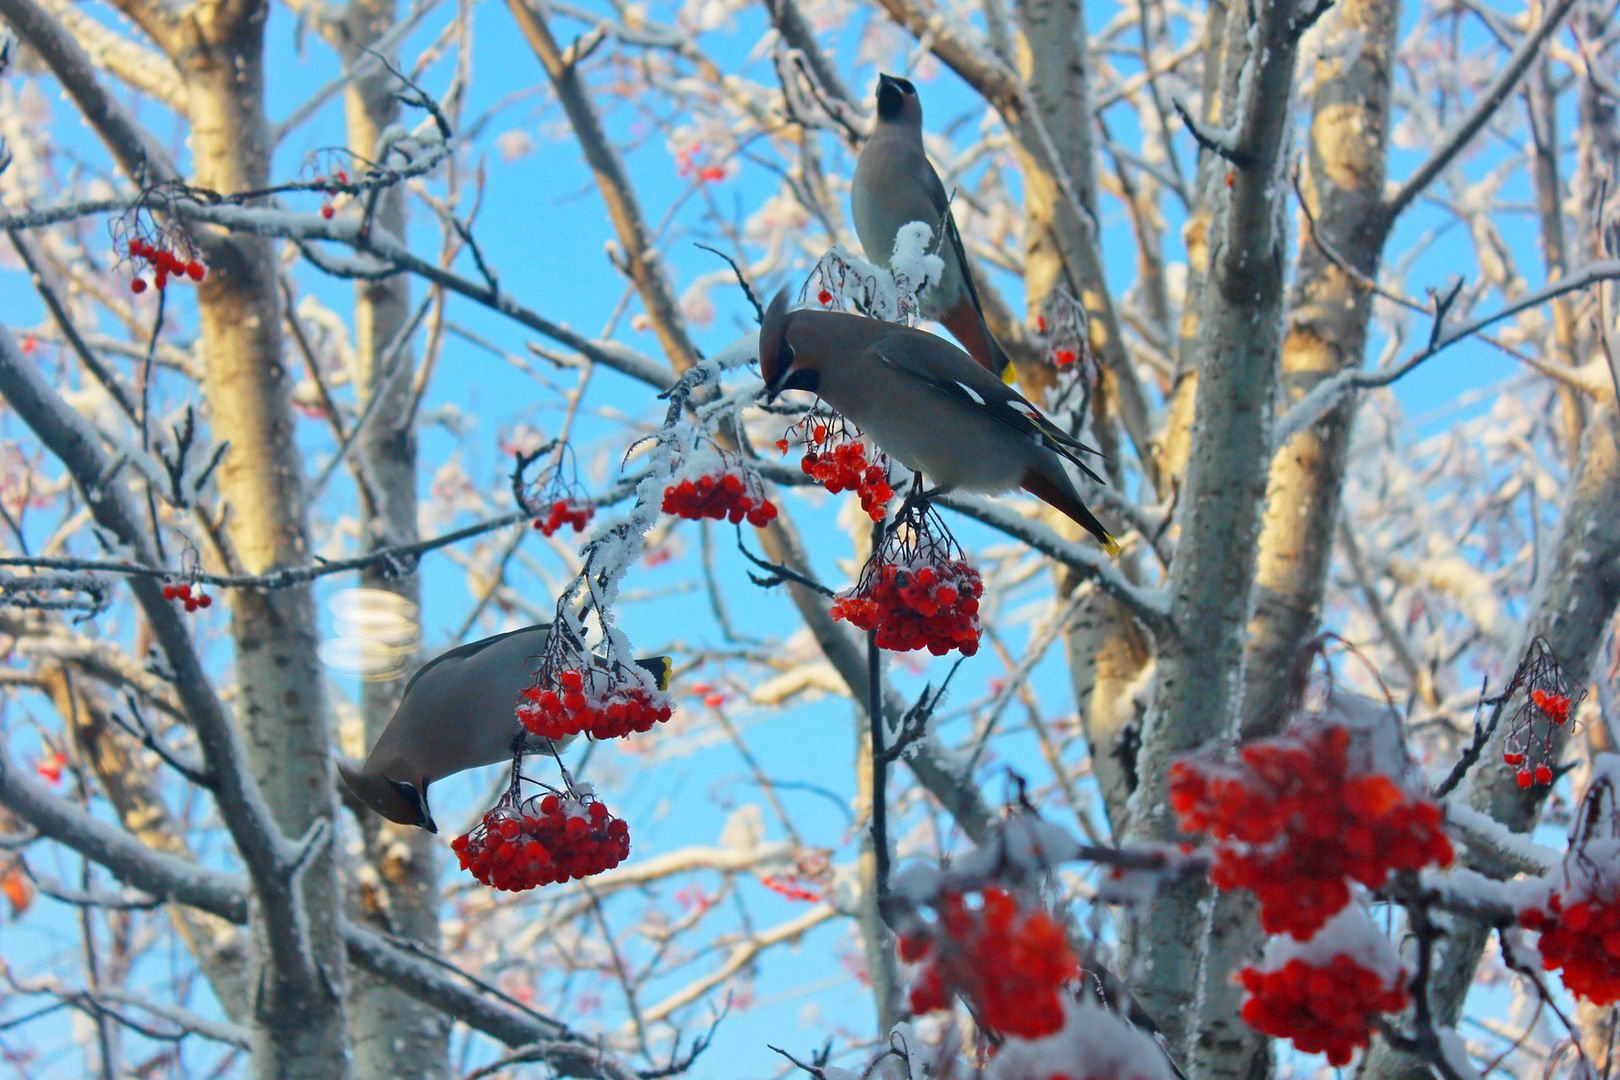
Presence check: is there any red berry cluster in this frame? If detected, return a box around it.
[452,792,630,892]
[759,873,823,903]
[1499,639,1586,789]
[127,239,206,294]
[316,170,349,219]
[161,581,213,612]
[1504,688,1575,787]
[661,471,779,526]
[1170,725,1454,938]
[1532,689,1571,725]
[1521,890,1620,1004]
[778,420,894,521]
[1238,955,1409,1065]
[830,557,982,656]
[533,498,594,537]
[516,666,674,741]
[900,888,1079,1039]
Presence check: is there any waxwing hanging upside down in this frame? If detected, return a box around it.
[851,73,1015,384]
[337,623,671,832]
[759,289,1120,555]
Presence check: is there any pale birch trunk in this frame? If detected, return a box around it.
[183,6,350,1073]
[327,0,449,1074]
[1120,0,1309,1055]
[1189,2,1400,1074]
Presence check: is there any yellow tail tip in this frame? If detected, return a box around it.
[1102,533,1122,558]
[1000,362,1017,385]
[635,655,673,691]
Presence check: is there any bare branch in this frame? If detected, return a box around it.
[1384,0,1580,222]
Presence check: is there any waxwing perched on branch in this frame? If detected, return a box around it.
[852,73,1015,384]
[759,289,1119,554]
[337,623,671,832]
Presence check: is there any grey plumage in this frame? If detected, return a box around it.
[851,73,1013,382]
[337,624,672,832]
[759,289,1118,553]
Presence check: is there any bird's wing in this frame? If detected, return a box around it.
[873,332,1106,483]
[402,622,550,698]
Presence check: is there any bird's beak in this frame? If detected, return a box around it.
[419,804,438,834]
[878,72,901,90]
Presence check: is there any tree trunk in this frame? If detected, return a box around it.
[1190,0,1401,1072]
[330,2,449,1074]
[183,7,350,1074]
[1122,0,1307,1055]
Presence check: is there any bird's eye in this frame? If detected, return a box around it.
[390,779,422,811]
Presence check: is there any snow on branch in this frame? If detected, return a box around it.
[1274,259,1620,450]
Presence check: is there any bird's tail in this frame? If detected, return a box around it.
[1021,467,1121,556]
[940,296,1016,384]
[634,655,674,691]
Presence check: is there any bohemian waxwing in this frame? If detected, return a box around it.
[759,289,1119,554]
[851,73,1015,384]
[337,622,672,832]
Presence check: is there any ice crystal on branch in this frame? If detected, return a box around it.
[830,502,983,657]
[1499,637,1586,788]
[1171,723,1453,937]
[802,223,941,328]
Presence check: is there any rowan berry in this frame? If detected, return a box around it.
[516,665,675,741]
[830,555,983,657]
[899,888,1079,1040]
[661,469,778,526]
[1171,725,1453,938]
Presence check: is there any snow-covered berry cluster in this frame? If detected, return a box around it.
[162,581,213,612]
[830,557,983,656]
[1235,905,1410,1065]
[533,498,594,537]
[1170,724,1453,938]
[984,999,1170,1080]
[127,238,205,294]
[452,791,629,892]
[778,414,894,521]
[516,665,674,741]
[662,471,779,527]
[1239,954,1408,1064]
[899,887,1079,1039]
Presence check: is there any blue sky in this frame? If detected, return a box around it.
[0,0,1590,1074]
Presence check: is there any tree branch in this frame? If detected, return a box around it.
[1383,0,1579,223]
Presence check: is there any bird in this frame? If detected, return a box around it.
[337,623,672,832]
[851,72,1015,384]
[759,288,1119,554]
